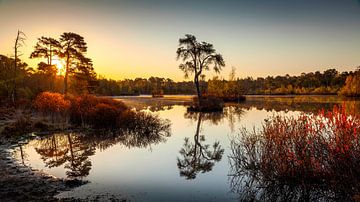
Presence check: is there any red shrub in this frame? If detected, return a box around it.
[33,92,70,118]
[230,105,360,200]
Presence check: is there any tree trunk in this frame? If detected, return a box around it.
[194,75,201,107]
[12,31,20,105]
[49,45,52,65]
[64,71,68,95]
[193,112,202,162]
[64,50,70,95]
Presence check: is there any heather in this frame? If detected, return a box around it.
[229,106,360,201]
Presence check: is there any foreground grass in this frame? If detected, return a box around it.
[229,106,360,201]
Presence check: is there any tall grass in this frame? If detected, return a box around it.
[229,105,360,201]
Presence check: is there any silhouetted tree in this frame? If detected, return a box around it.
[176,34,225,104]
[59,32,88,95]
[35,62,58,91]
[30,36,61,66]
[0,55,16,98]
[72,57,97,94]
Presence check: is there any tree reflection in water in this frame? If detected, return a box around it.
[185,105,245,132]
[177,112,225,180]
[33,113,171,179]
[34,133,95,179]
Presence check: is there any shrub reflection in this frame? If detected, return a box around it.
[32,112,171,179]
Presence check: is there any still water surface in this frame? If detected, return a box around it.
[13,96,360,201]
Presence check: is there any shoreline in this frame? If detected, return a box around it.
[0,141,85,201]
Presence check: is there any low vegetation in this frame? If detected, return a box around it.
[68,94,128,128]
[206,67,246,102]
[188,96,224,112]
[33,92,71,122]
[1,91,171,138]
[229,106,360,201]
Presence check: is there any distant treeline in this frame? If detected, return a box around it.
[229,69,350,95]
[96,77,197,95]
[1,53,359,100]
[96,68,358,96]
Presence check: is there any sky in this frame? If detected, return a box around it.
[1,0,360,81]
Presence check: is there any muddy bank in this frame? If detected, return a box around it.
[0,143,86,202]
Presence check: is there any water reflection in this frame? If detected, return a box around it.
[83,121,171,151]
[32,114,171,179]
[34,133,95,179]
[15,144,28,166]
[177,112,225,180]
[239,96,360,114]
[16,96,360,201]
[120,95,360,115]
[185,106,245,132]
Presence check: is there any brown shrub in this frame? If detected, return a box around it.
[69,95,127,128]
[88,103,119,128]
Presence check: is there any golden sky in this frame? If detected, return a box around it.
[1,0,360,81]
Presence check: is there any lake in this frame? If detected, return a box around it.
[12,95,360,201]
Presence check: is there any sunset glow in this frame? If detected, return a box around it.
[1,0,360,80]
[51,57,65,75]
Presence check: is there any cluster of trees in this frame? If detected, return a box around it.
[207,67,243,101]
[340,68,360,97]
[226,68,351,95]
[98,68,355,96]
[29,33,97,95]
[0,31,97,104]
[0,53,95,101]
[95,77,197,95]
[1,51,356,100]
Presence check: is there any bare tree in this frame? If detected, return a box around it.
[12,30,26,103]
